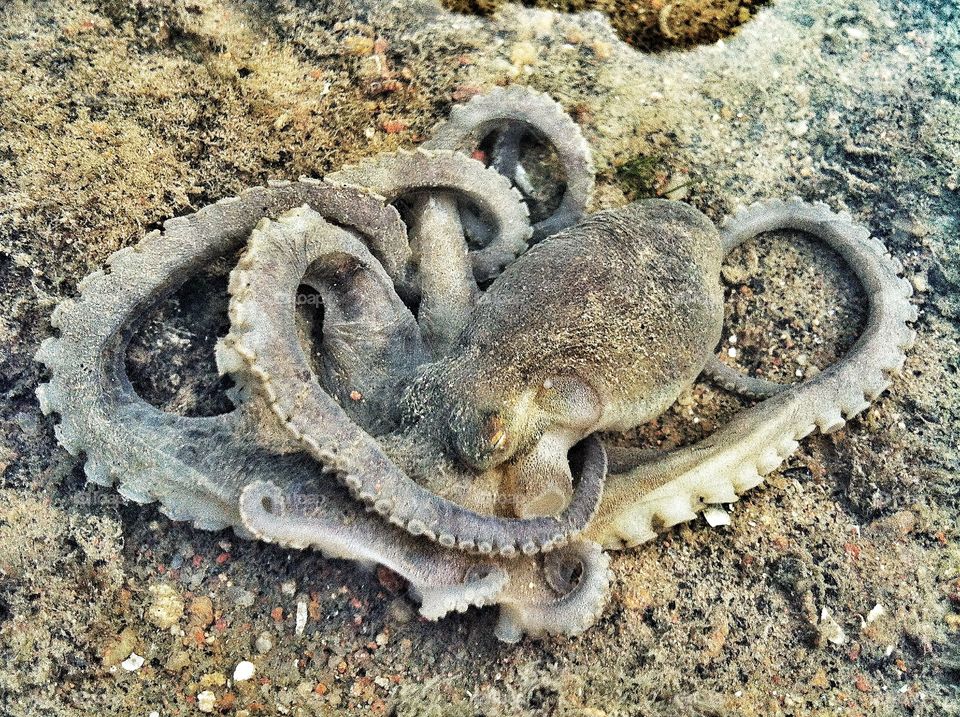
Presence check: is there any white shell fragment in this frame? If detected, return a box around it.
[703,506,731,527]
[819,607,847,646]
[295,600,308,636]
[233,660,256,682]
[196,690,216,713]
[866,603,886,624]
[120,652,145,672]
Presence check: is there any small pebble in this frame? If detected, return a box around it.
[188,596,214,627]
[703,506,731,527]
[819,607,847,646]
[165,650,191,673]
[228,587,256,609]
[254,632,274,654]
[295,600,308,635]
[727,347,737,358]
[510,41,538,68]
[100,627,139,667]
[199,672,226,689]
[376,566,406,594]
[147,583,184,629]
[233,660,256,682]
[280,580,297,596]
[196,690,216,713]
[388,597,415,624]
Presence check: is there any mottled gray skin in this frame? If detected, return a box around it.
[386,200,724,518]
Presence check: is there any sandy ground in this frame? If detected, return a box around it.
[1,0,958,715]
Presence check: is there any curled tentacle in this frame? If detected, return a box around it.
[328,148,532,283]
[238,479,509,619]
[220,205,427,434]
[424,85,595,241]
[34,180,408,530]
[225,211,609,555]
[588,198,917,548]
[494,540,612,643]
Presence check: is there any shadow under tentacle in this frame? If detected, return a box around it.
[588,198,918,549]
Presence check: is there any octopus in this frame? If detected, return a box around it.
[35,87,917,641]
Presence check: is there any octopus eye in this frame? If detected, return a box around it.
[454,413,510,469]
[485,415,508,453]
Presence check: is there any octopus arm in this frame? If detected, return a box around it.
[405,193,478,357]
[238,478,610,637]
[700,356,787,398]
[220,205,427,434]
[423,85,595,241]
[328,148,532,283]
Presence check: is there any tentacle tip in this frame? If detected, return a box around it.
[494,611,524,644]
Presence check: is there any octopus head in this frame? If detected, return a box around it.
[397,361,603,519]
